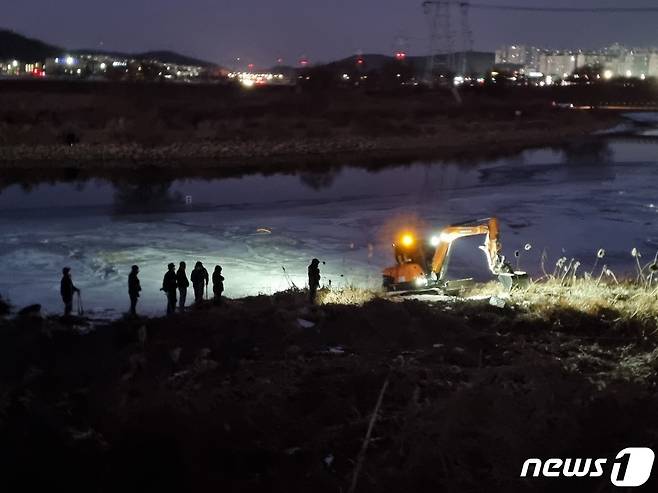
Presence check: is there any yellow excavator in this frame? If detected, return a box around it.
[382,217,528,293]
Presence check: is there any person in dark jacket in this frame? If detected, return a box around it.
[161,263,178,315]
[212,265,225,303]
[60,267,80,317]
[191,261,209,303]
[308,258,321,304]
[128,265,141,316]
[176,261,190,311]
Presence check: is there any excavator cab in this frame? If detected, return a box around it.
[382,218,529,293]
[383,232,434,291]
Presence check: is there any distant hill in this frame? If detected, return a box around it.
[0,29,62,61]
[73,48,217,67]
[134,50,215,67]
[1,28,493,74]
[316,52,495,77]
[325,54,394,71]
[1,29,217,67]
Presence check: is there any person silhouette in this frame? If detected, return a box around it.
[308,258,321,304]
[212,265,225,303]
[176,261,190,311]
[128,265,141,316]
[161,263,178,315]
[191,261,209,303]
[60,267,80,317]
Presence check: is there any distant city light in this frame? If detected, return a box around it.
[66,56,74,66]
[100,62,107,70]
[228,71,287,87]
[495,43,658,84]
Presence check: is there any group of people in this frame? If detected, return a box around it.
[160,261,224,315]
[60,261,225,317]
[59,258,321,317]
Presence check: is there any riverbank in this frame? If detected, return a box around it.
[0,81,621,183]
[0,112,619,185]
[1,281,657,492]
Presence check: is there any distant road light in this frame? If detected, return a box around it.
[603,69,614,80]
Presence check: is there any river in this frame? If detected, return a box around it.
[1,113,657,318]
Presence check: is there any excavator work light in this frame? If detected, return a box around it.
[401,234,415,247]
[414,276,428,287]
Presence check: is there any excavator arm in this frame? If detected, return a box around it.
[430,218,511,281]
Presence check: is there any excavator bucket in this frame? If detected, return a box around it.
[498,272,530,292]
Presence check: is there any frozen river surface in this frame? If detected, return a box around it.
[1,116,658,318]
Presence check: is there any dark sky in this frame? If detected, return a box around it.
[5,0,658,67]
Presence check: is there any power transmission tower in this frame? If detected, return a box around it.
[422,0,472,84]
[459,2,473,74]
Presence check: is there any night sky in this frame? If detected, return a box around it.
[5,0,658,67]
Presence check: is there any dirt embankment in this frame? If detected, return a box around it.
[0,81,619,182]
[1,289,657,492]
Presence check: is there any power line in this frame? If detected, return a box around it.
[465,2,658,13]
[423,1,658,13]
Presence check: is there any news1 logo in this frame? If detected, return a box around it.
[520,447,655,487]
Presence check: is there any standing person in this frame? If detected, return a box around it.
[161,263,178,315]
[128,265,141,316]
[212,265,225,303]
[60,267,80,317]
[191,261,209,303]
[308,258,321,304]
[176,261,190,311]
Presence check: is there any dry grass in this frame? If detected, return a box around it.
[514,279,658,321]
[317,286,380,306]
[316,278,658,335]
